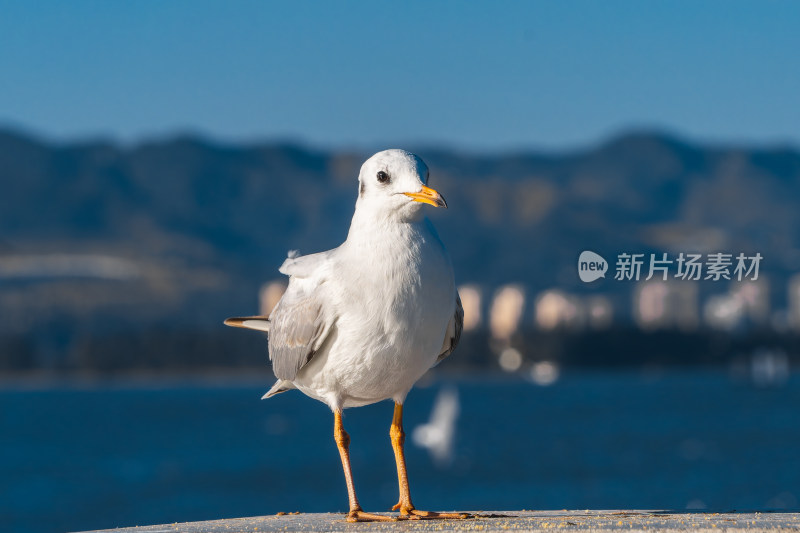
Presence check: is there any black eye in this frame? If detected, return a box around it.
[376,170,390,184]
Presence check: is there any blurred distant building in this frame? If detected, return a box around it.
[534,290,612,330]
[534,290,582,330]
[259,280,287,316]
[488,285,525,341]
[457,284,482,331]
[704,279,769,331]
[732,279,769,325]
[787,274,800,331]
[586,295,613,329]
[634,280,698,330]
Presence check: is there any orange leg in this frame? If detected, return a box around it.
[389,402,471,520]
[333,411,394,522]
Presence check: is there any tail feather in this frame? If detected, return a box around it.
[262,380,295,399]
[226,318,292,399]
[224,316,271,332]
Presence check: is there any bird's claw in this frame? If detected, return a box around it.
[396,507,472,520]
[346,510,396,522]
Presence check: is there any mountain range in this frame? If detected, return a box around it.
[1,127,799,371]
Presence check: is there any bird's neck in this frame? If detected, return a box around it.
[342,207,433,277]
[345,203,427,245]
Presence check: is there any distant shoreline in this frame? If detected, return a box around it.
[0,365,785,392]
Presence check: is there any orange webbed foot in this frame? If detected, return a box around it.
[396,506,472,520]
[346,509,396,522]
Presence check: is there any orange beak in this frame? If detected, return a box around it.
[403,185,447,208]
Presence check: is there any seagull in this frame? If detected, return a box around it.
[225,150,467,522]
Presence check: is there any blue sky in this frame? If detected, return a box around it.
[1,1,799,151]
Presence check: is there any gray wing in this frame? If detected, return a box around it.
[267,279,334,381]
[436,292,463,363]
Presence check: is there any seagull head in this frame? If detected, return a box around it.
[356,149,447,220]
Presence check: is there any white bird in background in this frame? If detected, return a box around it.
[412,386,460,468]
[225,150,468,522]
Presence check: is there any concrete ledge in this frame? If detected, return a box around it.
[80,510,800,532]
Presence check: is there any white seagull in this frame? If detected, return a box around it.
[225,150,467,522]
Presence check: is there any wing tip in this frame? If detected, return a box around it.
[262,380,295,399]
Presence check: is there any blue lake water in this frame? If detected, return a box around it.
[1,370,799,533]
